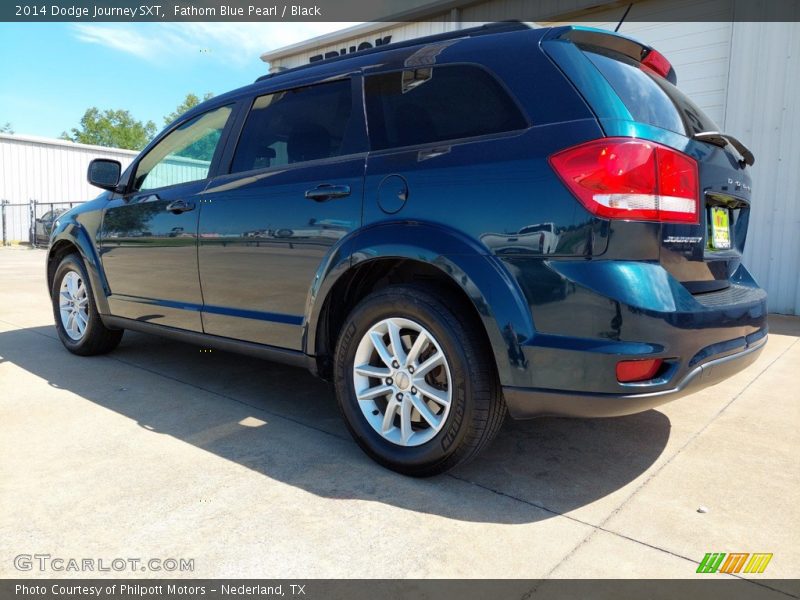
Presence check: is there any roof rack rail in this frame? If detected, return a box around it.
[255,21,530,83]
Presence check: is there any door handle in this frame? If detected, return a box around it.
[165,200,195,214]
[304,184,351,202]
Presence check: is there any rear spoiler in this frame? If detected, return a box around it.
[548,26,677,85]
[694,131,756,167]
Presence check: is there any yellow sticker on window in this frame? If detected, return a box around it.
[710,207,731,249]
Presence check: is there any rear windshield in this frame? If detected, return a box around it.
[579,45,719,136]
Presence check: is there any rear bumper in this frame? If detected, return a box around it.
[504,333,766,419]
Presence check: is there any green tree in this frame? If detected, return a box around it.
[0,122,13,134]
[164,92,214,125]
[61,108,156,151]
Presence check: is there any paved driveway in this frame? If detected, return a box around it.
[1,248,797,591]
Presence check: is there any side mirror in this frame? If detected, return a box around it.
[87,159,122,191]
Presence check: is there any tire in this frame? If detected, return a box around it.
[334,284,506,476]
[51,253,123,356]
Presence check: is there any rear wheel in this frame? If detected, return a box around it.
[51,253,123,356]
[334,285,506,476]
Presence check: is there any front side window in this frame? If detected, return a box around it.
[134,105,232,191]
[230,79,354,174]
[364,65,527,150]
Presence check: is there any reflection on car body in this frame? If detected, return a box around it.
[481,222,560,255]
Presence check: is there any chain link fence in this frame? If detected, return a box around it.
[1,199,84,247]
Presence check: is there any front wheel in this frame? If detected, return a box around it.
[334,285,506,476]
[51,253,123,356]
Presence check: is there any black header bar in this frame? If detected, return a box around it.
[3,0,800,22]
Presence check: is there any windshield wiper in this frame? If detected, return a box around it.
[693,131,755,167]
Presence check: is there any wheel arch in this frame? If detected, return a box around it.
[47,224,110,314]
[306,222,535,384]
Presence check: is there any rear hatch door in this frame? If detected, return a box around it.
[544,27,754,294]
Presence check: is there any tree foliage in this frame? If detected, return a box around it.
[0,122,13,134]
[164,92,214,126]
[60,108,156,151]
[59,92,214,153]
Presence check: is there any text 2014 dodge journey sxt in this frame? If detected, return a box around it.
[47,23,767,476]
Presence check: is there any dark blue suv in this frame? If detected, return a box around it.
[47,22,767,475]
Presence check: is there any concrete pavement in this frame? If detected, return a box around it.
[0,247,797,590]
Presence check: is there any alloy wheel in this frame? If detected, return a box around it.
[352,317,452,447]
[59,271,89,340]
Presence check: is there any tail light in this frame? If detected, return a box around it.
[549,138,699,223]
[616,359,663,383]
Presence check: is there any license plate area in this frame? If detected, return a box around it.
[709,206,731,250]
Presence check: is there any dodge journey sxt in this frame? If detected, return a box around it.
[47,22,767,475]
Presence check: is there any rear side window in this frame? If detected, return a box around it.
[364,65,527,150]
[231,79,354,174]
[580,45,718,136]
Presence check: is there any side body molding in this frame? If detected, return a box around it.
[304,221,536,384]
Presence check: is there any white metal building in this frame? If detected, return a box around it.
[260,0,800,315]
[0,133,138,243]
[0,133,211,243]
[0,133,137,206]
